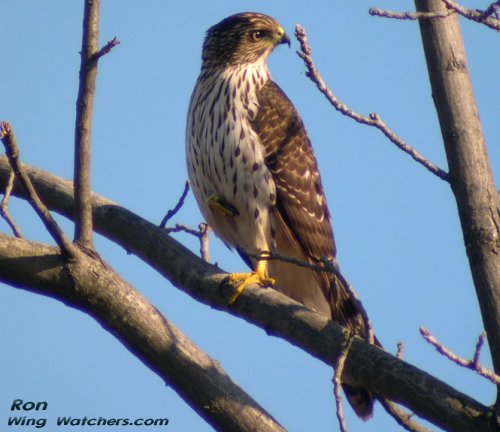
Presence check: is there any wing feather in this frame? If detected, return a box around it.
[251,80,336,263]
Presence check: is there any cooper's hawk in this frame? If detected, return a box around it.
[186,12,375,419]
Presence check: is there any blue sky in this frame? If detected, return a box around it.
[1,1,499,431]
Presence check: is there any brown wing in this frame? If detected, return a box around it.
[250,80,371,335]
[250,80,376,420]
[251,80,336,264]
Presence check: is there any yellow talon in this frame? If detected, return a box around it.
[227,257,275,304]
[228,272,275,304]
[207,194,238,217]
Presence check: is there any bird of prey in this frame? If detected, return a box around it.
[186,12,375,419]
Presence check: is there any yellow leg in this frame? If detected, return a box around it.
[207,194,238,217]
[228,257,275,304]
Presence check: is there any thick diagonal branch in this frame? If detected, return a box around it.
[0,158,497,432]
[415,0,500,405]
[0,234,285,432]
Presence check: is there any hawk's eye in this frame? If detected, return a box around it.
[250,30,264,41]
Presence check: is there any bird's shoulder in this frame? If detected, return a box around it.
[250,80,307,164]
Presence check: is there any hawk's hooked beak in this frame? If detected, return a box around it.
[280,32,291,47]
[276,27,291,47]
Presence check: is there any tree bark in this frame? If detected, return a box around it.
[74,0,100,249]
[0,233,285,432]
[415,0,500,406]
[0,157,498,432]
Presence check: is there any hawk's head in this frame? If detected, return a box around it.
[202,12,290,68]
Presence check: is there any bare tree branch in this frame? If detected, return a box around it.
[378,399,431,432]
[0,233,285,432]
[160,180,190,228]
[165,222,211,262]
[333,334,353,432]
[369,7,452,20]
[415,0,500,405]
[0,123,76,256]
[441,0,500,31]
[159,181,211,261]
[369,1,500,30]
[480,1,500,20]
[0,158,497,432]
[198,222,211,262]
[473,332,487,366]
[241,247,331,273]
[294,25,450,182]
[165,223,200,237]
[92,36,120,61]
[420,327,500,384]
[74,0,100,249]
[0,168,23,238]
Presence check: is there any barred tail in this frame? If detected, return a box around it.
[343,384,374,420]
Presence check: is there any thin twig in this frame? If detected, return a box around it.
[479,1,500,20]
[333,333,354,432]
[160,181,190,228]
[294,25,450,182]
[0,169,23,238]
[378,398,432,432]
[0,122,76,256]
[369,7,452,20]
[74,0,101,249]
[472,332,486,367]
[199,222,211,262]
[165,222,211,263]
[241,248,340,274]
[441,0,500,31]
[92,36,120,61]
[159,181,210,260]
[420,327,500,384]
[166,223,200,237]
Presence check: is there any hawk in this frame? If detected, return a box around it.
[186,12,375,419]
